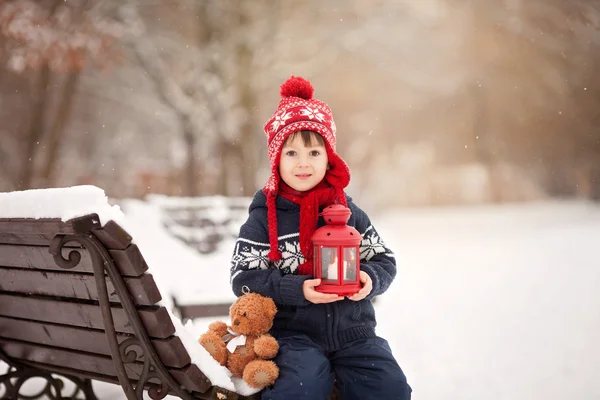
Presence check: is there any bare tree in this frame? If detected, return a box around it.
[0,0,122,189]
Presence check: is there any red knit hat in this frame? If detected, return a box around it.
[263,76,351,271]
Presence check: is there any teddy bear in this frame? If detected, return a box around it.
[198,292,280,389]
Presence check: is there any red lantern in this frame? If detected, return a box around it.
[312,204,361,296]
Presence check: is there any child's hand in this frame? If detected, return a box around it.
[302,279,344,304]
[347,271,372,301]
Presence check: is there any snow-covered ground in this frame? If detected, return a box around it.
[1,187,599,399]
[373,201,600,400]
[179,200,600,400]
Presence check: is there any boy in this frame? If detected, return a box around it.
[230,76,412,399]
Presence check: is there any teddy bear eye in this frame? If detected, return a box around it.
[242,312,247,317]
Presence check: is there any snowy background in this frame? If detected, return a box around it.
[3,187,598,399]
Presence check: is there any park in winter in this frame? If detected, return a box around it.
[1,1,599,400]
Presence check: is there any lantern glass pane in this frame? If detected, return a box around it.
[343,247,357,282]
[321,247,338,281]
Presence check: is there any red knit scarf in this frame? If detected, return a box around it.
[276,179,347,275]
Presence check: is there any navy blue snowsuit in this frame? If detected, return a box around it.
[230,190,412,399]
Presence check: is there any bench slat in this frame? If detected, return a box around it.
[178,303,232,319]
[0,243,91,270]
[91,220,133,250]
[0,215,100,237]
[0,338,211,394]
[0,232,58,246]
[0,215,133,251]
[0,243,148,276]
[0,294,175,339]
[109,244,148,276]
[0,316,190,368]
[0,214,101,235]
[0,268,161,306]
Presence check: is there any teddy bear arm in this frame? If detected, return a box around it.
[253,334,279,359]
[208,321,229,337]
[198,331,227,366]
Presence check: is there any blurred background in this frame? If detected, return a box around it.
[2,2,600,399]
[2,0,600,209]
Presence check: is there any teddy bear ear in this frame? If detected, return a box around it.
[264,297,277,319]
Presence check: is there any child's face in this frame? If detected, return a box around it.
[279,133,328,192]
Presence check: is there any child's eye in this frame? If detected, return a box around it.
[285,150,296,157]
[310,150,321,156]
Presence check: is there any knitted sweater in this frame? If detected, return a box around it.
[230,190,397,351]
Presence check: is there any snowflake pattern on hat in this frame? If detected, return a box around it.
[299,106,326,122]
[270,111,294,133]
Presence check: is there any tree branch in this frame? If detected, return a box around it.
[117,3,196,118]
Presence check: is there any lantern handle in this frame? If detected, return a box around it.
[318,200,341,216]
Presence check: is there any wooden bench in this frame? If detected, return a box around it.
[0,213,259,400]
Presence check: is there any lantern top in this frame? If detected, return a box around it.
[320,204,351,225]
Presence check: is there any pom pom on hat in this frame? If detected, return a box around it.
[280,76,314,100]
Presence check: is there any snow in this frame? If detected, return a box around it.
[118,199,237,308]
[2,185,600,399]
[0,185,124,226]
[373,201,600,400]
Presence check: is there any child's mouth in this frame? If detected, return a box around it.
[295,174,311,180]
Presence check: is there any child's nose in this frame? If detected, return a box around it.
[297,154,310,167]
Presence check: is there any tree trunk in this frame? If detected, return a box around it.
[183,119,199,196]
[17,0,63,190]
[237,79,259,196]
[18,64,52,190]
[234,14,259,196]
[39,70,81,187]
[218,138,231,196]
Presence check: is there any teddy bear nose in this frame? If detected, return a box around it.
[233,319,240,326]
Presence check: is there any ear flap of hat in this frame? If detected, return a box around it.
[324,147,351,190]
